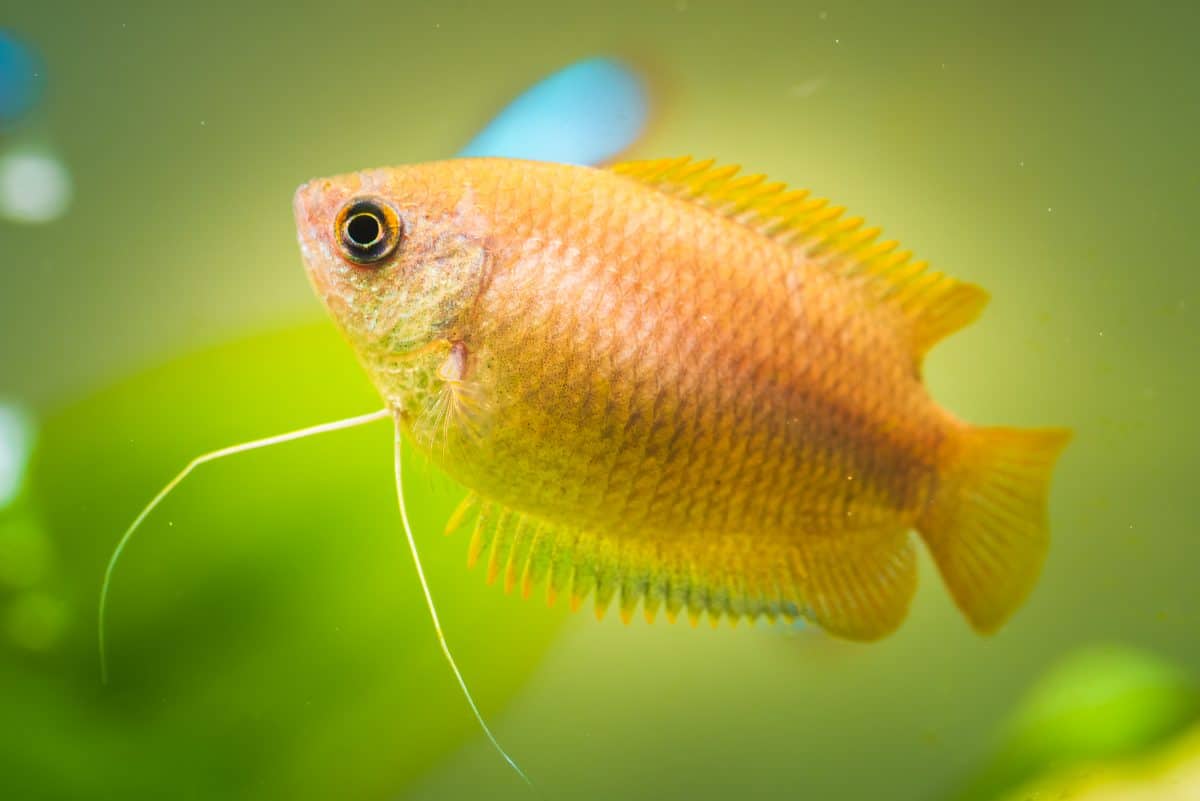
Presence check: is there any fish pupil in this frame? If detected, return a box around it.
[346,213,382,247]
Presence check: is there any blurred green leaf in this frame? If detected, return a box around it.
[995,723,1200,801]
[951,645,1200,801]
[0,322,565,800]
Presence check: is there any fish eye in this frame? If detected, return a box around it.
[335,198,401,265]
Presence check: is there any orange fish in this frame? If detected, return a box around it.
[292,156,1071,641]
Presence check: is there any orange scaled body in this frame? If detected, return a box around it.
[293,157,1070,640]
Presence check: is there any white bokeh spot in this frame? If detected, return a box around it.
[0,402,36,508]
[0,150,72,224]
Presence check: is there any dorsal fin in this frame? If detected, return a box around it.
[610,157,990,358]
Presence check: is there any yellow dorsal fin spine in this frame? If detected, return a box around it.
[610,156,991,358]
[813,216,867,256]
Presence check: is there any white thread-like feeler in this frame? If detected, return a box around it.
[391,415,536,788]
[98,408,392,684]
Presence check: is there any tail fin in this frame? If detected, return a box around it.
[917,425,1072,634]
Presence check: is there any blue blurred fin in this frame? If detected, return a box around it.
[459,57,649,166]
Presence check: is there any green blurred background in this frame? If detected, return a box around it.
[1,1,1198,799]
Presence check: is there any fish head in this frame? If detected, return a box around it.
[293,163,490,364]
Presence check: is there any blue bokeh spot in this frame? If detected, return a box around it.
[459,57,648,166]
[0,31,43,126]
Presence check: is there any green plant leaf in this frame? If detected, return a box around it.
[950,645,1200,801]
[0,322,566,800]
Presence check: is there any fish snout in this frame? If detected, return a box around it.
[292,179,328,234]
[292,179,339,294]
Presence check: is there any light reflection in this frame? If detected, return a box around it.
[0,401,35,508]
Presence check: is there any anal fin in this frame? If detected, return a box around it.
[445,496,919,639]
[797,528,918,641]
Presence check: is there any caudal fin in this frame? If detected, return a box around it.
[917,425,1072,634]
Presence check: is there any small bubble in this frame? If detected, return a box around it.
[818,10,828,20]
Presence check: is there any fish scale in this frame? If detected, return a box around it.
[294,156,1071,638]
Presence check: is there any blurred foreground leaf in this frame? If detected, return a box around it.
[997,722,1200,801]
[951,645,1200,801]
[0,322,565,800]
